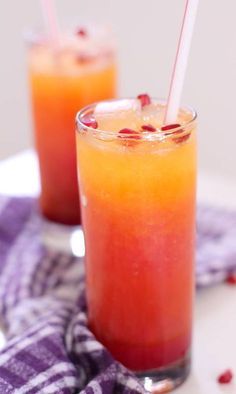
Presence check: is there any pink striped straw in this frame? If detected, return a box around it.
[40,0,60,43]
[164,0,199,125]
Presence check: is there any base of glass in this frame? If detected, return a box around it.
[136,353,190,393]
[41,220,85,257]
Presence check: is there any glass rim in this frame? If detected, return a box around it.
[76,98,197,140]
[23,24,116,48]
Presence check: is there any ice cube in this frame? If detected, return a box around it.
[94,99,141,132]
[139,102,165,129]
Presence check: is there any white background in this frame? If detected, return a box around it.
[0,0,236,179]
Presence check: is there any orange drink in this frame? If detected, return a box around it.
[27,26,116,224]
[76,96,197,389]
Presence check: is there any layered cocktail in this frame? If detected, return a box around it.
[76,96,197,390]
[27,26,116,224]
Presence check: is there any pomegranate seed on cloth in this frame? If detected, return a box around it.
[226,274,236,285]
[76,28,87,37]
[218,369,233,384]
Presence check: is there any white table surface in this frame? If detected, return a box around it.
[0,150,236,394]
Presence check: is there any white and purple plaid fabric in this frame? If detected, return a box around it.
[0,196,235,393]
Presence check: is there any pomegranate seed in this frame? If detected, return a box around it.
[174,134,190,144]
[119,128,141,146]
[141,124,156,132]
[218,369,233,384]
[76,28,87,37]
[76,54,93,64]
[226,274,236,285]
[161,123,190,144]
[83,118,98,129]
[119,128,141,139]
[137,94,151,108]
[161,123,181,131]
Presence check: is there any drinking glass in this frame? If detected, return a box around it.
[76,98,197,391]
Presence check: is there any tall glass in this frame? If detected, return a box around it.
[27,26,116,226]
[76,98,197,392]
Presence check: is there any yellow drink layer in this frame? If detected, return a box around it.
[78,99,196,211]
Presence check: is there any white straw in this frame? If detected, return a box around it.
[164,0,199,125]
[40,0,60,43]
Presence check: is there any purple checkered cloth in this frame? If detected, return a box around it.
[0,196,235,393]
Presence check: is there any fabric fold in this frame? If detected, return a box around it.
[0,196,235,393]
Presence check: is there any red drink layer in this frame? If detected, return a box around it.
[76,98,197,371]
